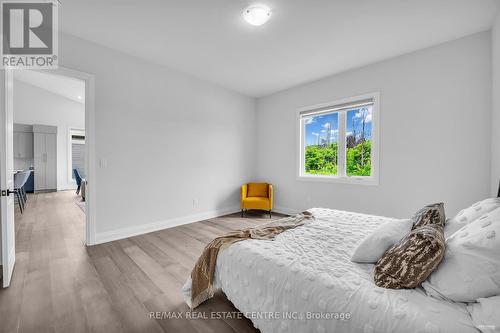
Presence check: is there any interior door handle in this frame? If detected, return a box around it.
[1,189,16,197]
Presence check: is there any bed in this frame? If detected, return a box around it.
[182,208,479,333]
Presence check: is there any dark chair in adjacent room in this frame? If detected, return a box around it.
[73,168,82,195]
[13,170,31,213]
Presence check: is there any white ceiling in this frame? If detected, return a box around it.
[14,70,85,103]
[59,0,500,97]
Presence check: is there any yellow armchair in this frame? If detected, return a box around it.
[240,183,273,218]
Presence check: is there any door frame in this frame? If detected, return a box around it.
[11,66,97,245]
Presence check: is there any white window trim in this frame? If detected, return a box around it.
[67,127,85,183]
[296,92,380,185]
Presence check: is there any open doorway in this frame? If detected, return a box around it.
[12,70,86,235]
[1,67,95,287]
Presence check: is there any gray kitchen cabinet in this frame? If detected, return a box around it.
[33,125,57,191]
[13,124,34,159]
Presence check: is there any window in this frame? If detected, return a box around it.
[298,93,379,185]
[68,129,85,180]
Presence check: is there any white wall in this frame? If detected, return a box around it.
[256,32,492,219]
[58,33,257,240]
[5,30,494,244]
[492,14,500,196]
[13,80,85,190]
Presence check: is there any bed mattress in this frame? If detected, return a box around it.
[183,208,479,333]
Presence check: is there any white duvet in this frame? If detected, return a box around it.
[182,208,479,333]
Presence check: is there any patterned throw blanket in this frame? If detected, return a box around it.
[190,212,313,309]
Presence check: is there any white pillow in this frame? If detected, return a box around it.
[351,219,412,263]
[468,296,500,333]
[445,197,500,239]
[422,207,500,302]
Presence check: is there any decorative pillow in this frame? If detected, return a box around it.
[411,202,445,230]
[374,224,445,289]
[444,197,500,239]
[351,219,413,263]
[422,207,500,302]
[467,296,500,333]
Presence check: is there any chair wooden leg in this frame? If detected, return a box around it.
[269,210,272,218]
[241,209,244,218]
[76,185,81,195]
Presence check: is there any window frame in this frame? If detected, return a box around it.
[296,92,380,185]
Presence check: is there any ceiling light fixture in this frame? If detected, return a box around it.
[243,5,271,26]
[77,95,82,100]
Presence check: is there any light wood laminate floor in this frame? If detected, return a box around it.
[0,191,286,333]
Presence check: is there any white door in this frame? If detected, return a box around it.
[0,69,15,287]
